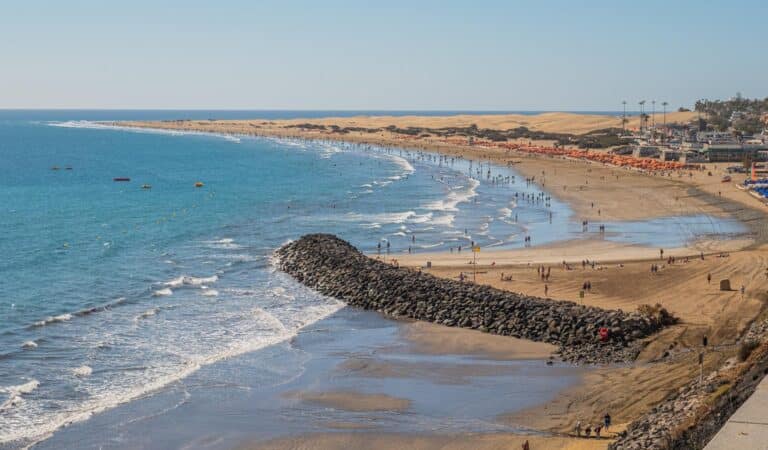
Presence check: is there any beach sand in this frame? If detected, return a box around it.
[120,110,746,224]
[242,432,608,450]
[401,321,556,360]
[401,243,768,436]
[117,112,768,450]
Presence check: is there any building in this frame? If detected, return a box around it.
[701,143,760,162]
[696,131,738,145]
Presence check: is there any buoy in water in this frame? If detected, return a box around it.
[195,182,204,188]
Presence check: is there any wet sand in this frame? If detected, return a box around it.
[38,308,583,449]
[401,321,556,360]
[114,113,768,449]
[283,391,411,412]
[243,432,608,450]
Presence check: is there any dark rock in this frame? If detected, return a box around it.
[275,234,673,365]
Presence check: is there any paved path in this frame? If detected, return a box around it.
[705,376,768,449]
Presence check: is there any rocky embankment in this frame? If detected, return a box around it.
[276,234,675,364]
[609,317,768,449]
[609,341,768,449]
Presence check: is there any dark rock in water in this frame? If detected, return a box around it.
[275,234,675,364]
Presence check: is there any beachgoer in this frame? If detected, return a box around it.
[544,284,549,296]
[585,424,592,437]
[575,420,582,437]
[594,424,602,437]
[522,440,530,450]
[604,413,611,431]
[707,273,711,284]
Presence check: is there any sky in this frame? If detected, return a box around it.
[1,0,766,110]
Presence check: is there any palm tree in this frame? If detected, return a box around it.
[622,100,627,134]
[639,100,646,133]
[661,101,668,143]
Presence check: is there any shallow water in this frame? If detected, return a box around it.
[0,111,745,448]
[35,308,584,450]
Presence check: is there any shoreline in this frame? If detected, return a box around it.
[110,115,768,449]
[113,115,766,225]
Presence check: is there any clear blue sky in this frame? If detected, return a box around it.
[1,0,766,110]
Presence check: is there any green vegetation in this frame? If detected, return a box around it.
[695,94,768,134]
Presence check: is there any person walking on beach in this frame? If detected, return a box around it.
[544,284,549,296]
[522,439,530,450]
[574,420,582,437]
[603,413,611,431]
[660,248,664,260]
[594,424,602,438]
[707,273,711,284]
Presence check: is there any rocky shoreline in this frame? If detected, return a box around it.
[276,234,676,364]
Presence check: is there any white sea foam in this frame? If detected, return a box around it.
[49,121,243,143]
[21,341,37,349]
[135,307,160,321]
[417,242,444,249]
[183,275,219,286]
[431,214,456,227]
[268,286,295,301]
[203,238,242,250]
[163,275,219,288]
[344,210,417,225]
[152,288,173,297]
[422,178,479,212]
[72,366,93,377]
[386,154,415,175]
[0,283,345,447]
[0,380,40,411]
[200,289,219,297]
[32,313,73,327]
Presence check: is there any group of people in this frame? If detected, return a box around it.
[574,413,611,439]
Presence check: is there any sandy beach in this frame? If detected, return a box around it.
[243,432,607,450]
[116,112,768,450]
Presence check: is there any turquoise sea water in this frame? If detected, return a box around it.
[0,111,745,447]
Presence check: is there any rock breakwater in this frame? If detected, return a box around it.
[276,234,675,364]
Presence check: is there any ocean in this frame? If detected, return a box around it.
[0,111,744,448]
